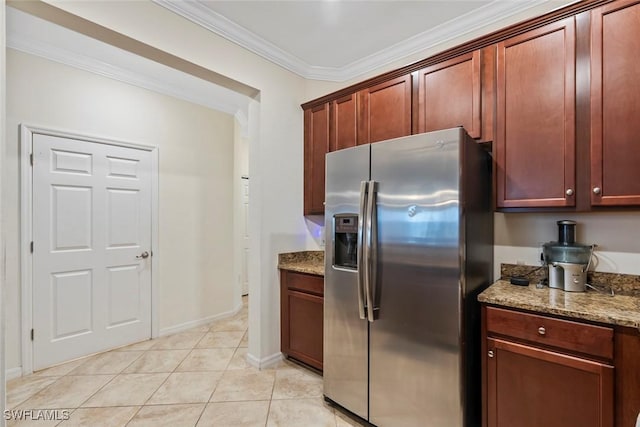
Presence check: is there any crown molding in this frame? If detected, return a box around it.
[328,0,551,81]
[7,28,243,116]
[154,0,552,82]
[153,0,311,77]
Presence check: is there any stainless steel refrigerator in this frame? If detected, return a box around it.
[324,128,493,427]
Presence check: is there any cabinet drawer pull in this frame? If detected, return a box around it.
[565,188,574,196]
[538,327,546,336]
[593,187,602,195]
[488,350,494,358]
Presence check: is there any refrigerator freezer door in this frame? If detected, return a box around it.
[324,144,370,420]
[369,129,464,427]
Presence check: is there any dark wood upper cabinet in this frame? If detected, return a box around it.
[590,0,640,206]
[495,18,576,208]
[303,0,640,214]
[304,103,329,215]
[358,75,412,144]
[417,50,481,138]
[330,93,358,151]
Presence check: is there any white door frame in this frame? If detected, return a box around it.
[20,124,160,375]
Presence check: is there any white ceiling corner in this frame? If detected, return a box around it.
[154,0,555,82]
[6,7,250,117]
[153,0,313,78]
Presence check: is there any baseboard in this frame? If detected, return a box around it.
[246,351,283,370]
[6,367,23,381]
[159,302,243,337]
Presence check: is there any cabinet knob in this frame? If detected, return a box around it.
[593,187,602,195]
[565,188,574,196]
[538,326,546,336]
[488,350,494,358]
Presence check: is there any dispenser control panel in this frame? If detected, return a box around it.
[336,216,357,234]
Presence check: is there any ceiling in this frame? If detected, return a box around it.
[6,0,577,117]
[155,0,575,81]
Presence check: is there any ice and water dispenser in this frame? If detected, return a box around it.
[333,214,358,269]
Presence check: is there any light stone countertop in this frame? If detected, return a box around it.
[478,280,640,329]
[277,251,324,276]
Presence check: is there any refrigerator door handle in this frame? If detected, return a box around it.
[365,180,378,323]
[356,180,368,320]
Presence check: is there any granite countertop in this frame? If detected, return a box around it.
[479,280,640,329]
[278,251,324,276]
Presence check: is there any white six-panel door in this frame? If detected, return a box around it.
[32,133,152,370]
[241,177,249,296]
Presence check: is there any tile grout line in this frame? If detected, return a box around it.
[76,332,200,424]
[126,330,209,425]
[196,303,248,425]
[125,332,206,427]
[264,348,279,427]
[125,313,247,425]
[69,348,150,413]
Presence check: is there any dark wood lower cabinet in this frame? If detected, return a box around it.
[483,305,616,427]
[614,327,640,427]
[280,270,323,371]
[486,337,614,427]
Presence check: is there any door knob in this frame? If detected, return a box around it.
[593,187,602,195]
[136,251,150,259]
[565,188,574,196]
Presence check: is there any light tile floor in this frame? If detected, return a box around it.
[7,299,363,427]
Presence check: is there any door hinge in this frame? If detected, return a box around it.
[30,153,33,166]
[30,241,34,253]
[31,329,34,341]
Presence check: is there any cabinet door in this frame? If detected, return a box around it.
[358,75,412,144]
[304,103,330,215]
[590,0,640,206]
[417,51,481,138]
[486,338,613,427]
[281,288,324,370]
[495,18,576,208]
[614,327,640,427]
[330,93,358,151]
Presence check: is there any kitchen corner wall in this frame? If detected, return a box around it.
[494,212,640,279]
[1,0,7,409]
[32,0,313,368]
[5,49,236,371]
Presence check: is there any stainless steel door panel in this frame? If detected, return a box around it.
[324,144,370,420]
[369,129,464,427]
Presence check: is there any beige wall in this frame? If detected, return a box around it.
[495,212,640,252]
[494,212,640,278]
[34,0,312,364]
[1,0,7,409]
[5,49,236,371]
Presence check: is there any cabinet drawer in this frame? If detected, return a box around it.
[285,271,324,296]
[486,306,613,360]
